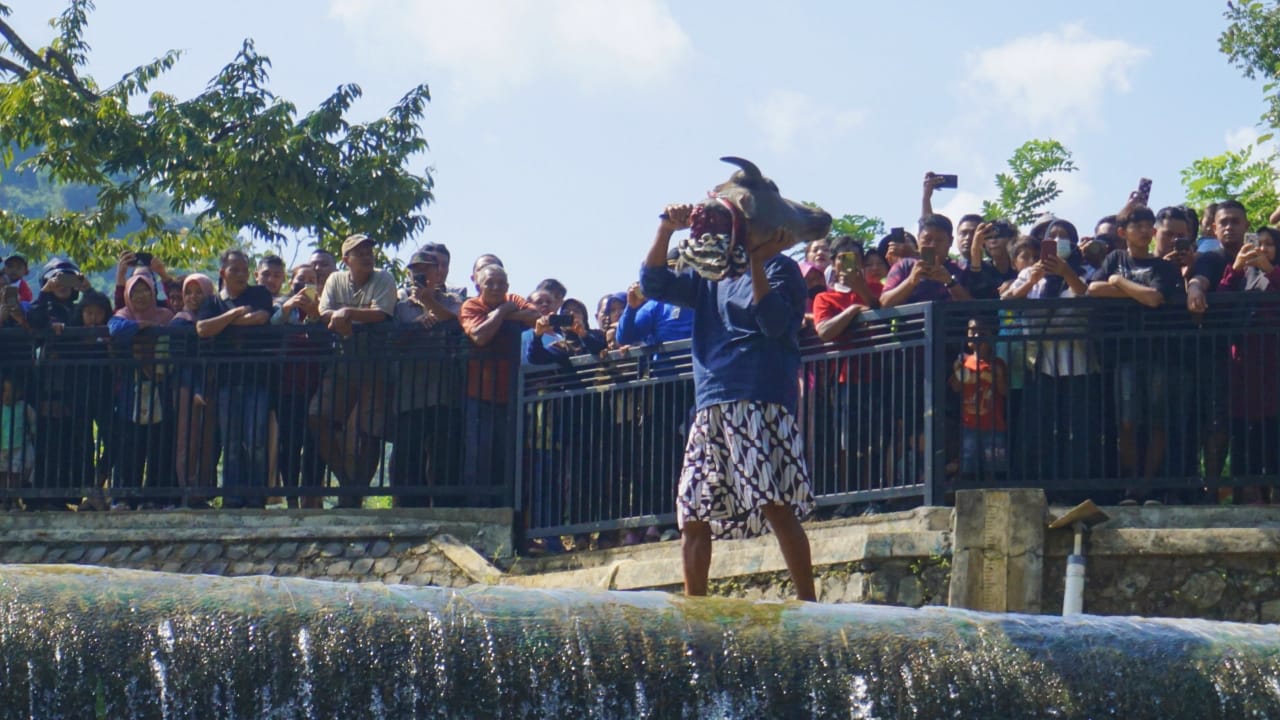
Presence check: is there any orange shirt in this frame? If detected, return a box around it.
[954,354,1007,431]
[459,294,531,403]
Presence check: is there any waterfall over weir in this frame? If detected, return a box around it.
[3,565,1280,719]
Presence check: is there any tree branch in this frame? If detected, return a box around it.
[0,18,97,101]
[43,46,98,101]
[0,56,26,77]
[0,17,51,74]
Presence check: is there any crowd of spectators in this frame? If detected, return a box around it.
[0,172,1279,553]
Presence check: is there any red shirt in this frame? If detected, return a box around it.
[811,281,882,383]
[459,293,531,403]
[954,354,1007,431]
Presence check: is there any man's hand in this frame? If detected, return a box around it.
[1233,245,1256,272]
[327,307,353,336]
[921,262,952,285]
[411,285,436,307]
[970,222,992,267]
[626,282,646,309]
[923,172,945,198]
[1187,284,1208,314]
[1040,254,1068,277]
[534,314,552,337]
[659,204,694,233]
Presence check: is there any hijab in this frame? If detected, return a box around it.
[115,274,174,325]
[1041,219,1085,298]
[172,273,215,323]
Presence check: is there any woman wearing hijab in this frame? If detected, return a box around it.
[170,274,217,507]
[1001,218,1101,491]
[108,275,177,509]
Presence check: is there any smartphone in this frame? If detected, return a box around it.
[1040,239,1058,261]
[1173,236,1192,253]
[51,271,80,290]
[303,284,317,301]
[412,273,428,288]
[934,174,958,190]
[836,251,860,273]
[920,247,938,266]
[548,313,575,330]
[135,251,153,268]
[1135,178,1152,205]
[1244,233,1260,247]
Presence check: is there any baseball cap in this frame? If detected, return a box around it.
[408,248,441,267]
[341,234,375,255]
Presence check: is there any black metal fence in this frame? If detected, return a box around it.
[4,293,1279,554]
[0,323,513,510]
[516,293,1280,541]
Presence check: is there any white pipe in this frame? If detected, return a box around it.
[1063,554,1086,616]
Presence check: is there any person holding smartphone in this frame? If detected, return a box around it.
[964,219,1018,298]
[880,214,973,308]
[1221,226,1280,497]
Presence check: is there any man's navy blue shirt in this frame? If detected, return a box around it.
[639,254,805,414]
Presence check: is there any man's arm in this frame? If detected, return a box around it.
[1108,275,1164,308]
[197,306,249,338]
[639,204,699,308]
[1086,281,1126,298]
[879,261,920,308]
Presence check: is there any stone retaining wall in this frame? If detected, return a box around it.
[6,501,1280,624]
[0,508,512,588]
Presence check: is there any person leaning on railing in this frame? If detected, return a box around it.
[109,274,178,509]
[170,274,217,509]
[811,239,883,493]
[1220,226,1280,500]
[1001,218,1097,491]
[391,244,465,509]
[1086,204,1181,503]
[196,249,274,509]
[310,234,398,508]
[459,263,538,505]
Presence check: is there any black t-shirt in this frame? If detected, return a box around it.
[1094,250,1183,301]
[963,259,1018,300]
[1190,250,1227,293]
[1095,251,1184,365]
[197,286,275,384]
[197,285,274,322]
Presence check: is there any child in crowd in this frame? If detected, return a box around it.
[949,317,1009,483]
[3,255,32,302]
[0,377,35,511]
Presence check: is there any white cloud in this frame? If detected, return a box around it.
[936,190,987,223]
[747,89,865,155]
[329,0,691,102]
[1225,125,1277,158]
[965,24,1148,134]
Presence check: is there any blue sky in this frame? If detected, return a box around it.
[13,1,1270,307]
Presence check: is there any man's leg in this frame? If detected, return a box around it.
[681,520,712,596]
[762,504,816,601]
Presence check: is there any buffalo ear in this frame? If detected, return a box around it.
[737,193,756,219]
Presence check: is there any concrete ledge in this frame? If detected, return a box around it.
[1047,527,1280,557]
[505,523,950,592]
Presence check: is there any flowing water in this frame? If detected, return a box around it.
[2,564,1279,719]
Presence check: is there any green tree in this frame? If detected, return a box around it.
[828,213,885,244]
[0,1,433,272]
[981,139,1077,226]
[1180,143,1279,230]
[1221,0,1280,131]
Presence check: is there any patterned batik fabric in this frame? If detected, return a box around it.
[677,400,815,539]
